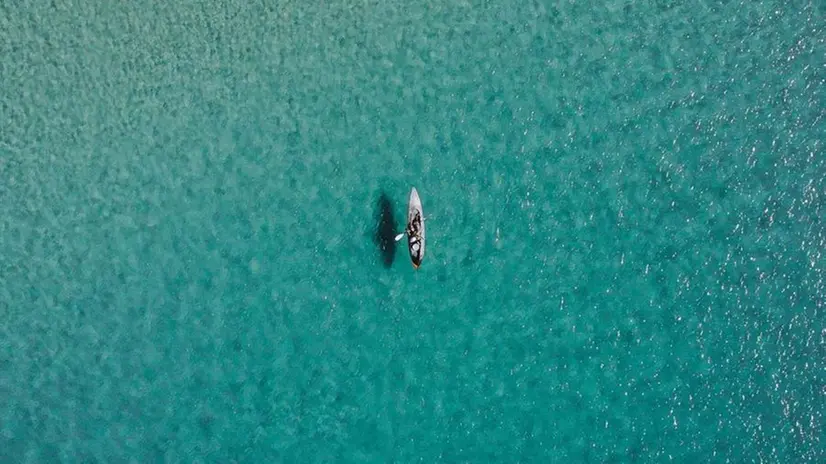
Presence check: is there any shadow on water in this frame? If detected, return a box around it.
[375,192,397,268]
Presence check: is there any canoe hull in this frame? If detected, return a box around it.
[406,188,425,268]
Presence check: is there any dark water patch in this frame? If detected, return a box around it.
[374,192,397,268]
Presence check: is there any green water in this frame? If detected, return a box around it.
[1,0,824,462]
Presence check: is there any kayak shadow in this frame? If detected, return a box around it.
[374,192,397,268]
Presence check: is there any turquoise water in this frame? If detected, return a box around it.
[1,0,825,462]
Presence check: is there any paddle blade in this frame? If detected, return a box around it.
[394,233,405,241]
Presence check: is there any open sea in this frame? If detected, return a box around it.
[1,0,824,462]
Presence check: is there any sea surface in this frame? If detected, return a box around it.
[1,0,824,462]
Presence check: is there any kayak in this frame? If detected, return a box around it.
[395,187,425,269]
